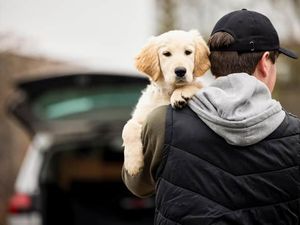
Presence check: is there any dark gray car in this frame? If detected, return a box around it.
[7,73,155,225]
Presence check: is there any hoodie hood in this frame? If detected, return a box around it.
[188,73,285,146]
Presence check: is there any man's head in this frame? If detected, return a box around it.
[208,9,298,92]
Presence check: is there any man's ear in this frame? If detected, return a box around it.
[254,52,270,78]
[190,30,211,77]
[135,37,162,82]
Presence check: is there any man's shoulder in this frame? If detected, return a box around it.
[285,111,300,130]
[279,110,300,135]
[143,104,199,131]
[283,110,300,125]
[145,105,169,127]
[141,105,169,142]
[285,111,300,120]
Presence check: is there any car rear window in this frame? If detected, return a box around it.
[32,85,142,121]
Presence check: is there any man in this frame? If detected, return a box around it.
[122,9,300,224]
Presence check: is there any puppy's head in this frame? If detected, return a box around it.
[135,30,210,85]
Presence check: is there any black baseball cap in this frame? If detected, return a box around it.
[210,9,298,59]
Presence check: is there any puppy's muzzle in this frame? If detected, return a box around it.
[175,67,186,78]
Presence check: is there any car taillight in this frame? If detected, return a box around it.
[120,197,154,210]
[8,193,32,214]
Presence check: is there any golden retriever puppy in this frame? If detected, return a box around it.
[122,30,210,176]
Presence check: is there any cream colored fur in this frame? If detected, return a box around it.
[122,30,210,176]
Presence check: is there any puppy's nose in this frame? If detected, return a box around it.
[175,67,186,77]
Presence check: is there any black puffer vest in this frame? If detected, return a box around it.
[155,106,300,225]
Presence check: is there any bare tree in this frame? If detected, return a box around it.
[156,0,178,34]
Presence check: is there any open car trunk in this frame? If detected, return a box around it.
[8,73,154,225]
[40,131,154,225]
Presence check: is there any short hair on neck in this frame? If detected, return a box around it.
[208,32,278,77]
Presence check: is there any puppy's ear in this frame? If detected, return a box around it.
[190,30,211,77]
[135,37,161,82]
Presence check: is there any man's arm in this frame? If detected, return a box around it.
[121,105,168,198]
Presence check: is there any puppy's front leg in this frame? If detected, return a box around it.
[171,83,202,108]
[122,119,144,176]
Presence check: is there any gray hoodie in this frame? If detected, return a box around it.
[188,73,286,146]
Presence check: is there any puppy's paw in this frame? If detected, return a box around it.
[172,98,187,109]
[181,87,199,101]
[171,84,202,109]
[122,119,144,176]
[123,133,144,176]
[124,144,144,176]
[124,159,144,176]
[171,89,187,109]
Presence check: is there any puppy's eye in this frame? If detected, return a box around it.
[163,51,172,57]
[185,50,192,55]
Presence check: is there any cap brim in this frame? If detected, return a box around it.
[279,47,298,59]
